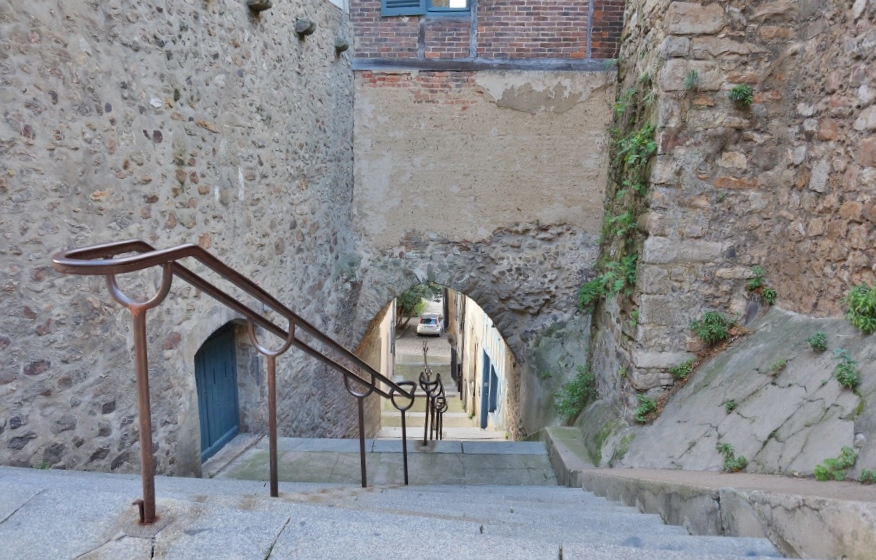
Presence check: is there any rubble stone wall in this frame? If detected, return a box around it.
[594,0,876,406]
[0,0,365,476]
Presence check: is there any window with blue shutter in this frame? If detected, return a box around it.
[380,0,470,16]
[381,0,426,16]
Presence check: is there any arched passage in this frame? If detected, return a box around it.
[352,223,601,437]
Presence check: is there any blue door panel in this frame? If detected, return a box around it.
[480,352,490,429]
[196,326,239,462]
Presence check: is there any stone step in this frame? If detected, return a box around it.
[381,411,477,428]
[383,395,466,414]
[376,426,508,440]
[0,467,790,560]
[267,513,784,560]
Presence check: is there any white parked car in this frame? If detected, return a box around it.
[416,313,443,336]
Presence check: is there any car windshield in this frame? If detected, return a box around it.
[421,317,436,324]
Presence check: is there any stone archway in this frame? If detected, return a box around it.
[352,222,600,437]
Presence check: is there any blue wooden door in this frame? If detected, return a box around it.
[195,326,240,462]
[480,352,490,429]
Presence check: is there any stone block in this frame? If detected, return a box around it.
[854,106,876,131]
[659,59,722,92]
[691,38,763,59]
[643,237,727,264]
[639,265,670,294]
[752,0,795,19]
[665,2,725,35]
[809,159,831,192]
[638,294,699,327]
[717,151,747,169]
[631,350,694,369]
[658,36,690,58]
[650,156,677,184]
[817,118,840,141]
[857,138,876,167]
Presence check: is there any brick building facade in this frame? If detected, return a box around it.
[351,0,624,62]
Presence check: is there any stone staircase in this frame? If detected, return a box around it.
[377,388,508,440]
[186,437,791,559]
[0,462,787,559]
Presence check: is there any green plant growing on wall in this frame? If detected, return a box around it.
[768,358,788,376]
[634,394,657,423]
[578,253,638,313]
[814,447,857,481]
[690,312,734,346]
[860,468,876,484]
[842,284,876,334]
[724,400,738,413]
[805,332,828,353]
[833,349,860,390]
[669,359,694,380]
[746,266,777,305]
[553,366,598,422]
[628,309,639,328]
[684,69,699,93]
[580,75,657,315]
[746,266,766,290]
[717,443,748,472]
[728,84,754,108]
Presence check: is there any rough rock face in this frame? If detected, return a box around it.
[0,0,361,475]
[615,309,875,478]
[592,0,876,409]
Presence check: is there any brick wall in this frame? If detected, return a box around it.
[425,18,470,59]
[477,0,589,59]
[590,0,624,59]
[351,0,623,60]
[358,70,479,104]
[351,0,419,58]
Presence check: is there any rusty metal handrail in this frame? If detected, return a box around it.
[52,239,415,523]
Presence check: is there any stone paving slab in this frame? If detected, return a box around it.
[0,485,133,560]
[152,501,291,560]
[0,479,42,523]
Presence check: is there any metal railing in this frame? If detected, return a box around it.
[417,343,447,443]
[52,240,416,524]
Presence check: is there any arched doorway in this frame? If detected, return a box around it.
[195,324,240,462]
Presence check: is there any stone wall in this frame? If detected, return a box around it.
[592,0,876,409]
[0,0,366,476]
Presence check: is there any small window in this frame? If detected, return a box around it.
[381,0,469,16]
[428,0,469,12]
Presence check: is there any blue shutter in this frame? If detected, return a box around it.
[381,0,426,16]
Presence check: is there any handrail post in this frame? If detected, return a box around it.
[357,397,367,488]
[266,355,279,497]
[390,381,415,486]
[247,320,296,499]
[401,410,409,484]
[132,309,156,524]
